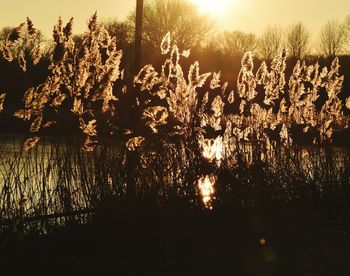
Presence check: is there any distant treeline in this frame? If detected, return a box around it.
[1,1,350,63]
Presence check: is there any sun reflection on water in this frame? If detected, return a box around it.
[200,136,223,166]
[198,175,216,209]
[198,135,223,208]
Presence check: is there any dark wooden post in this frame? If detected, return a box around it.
[126,0,144,200]
[134,0,144,74]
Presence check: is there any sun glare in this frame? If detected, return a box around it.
[191,0,231,16]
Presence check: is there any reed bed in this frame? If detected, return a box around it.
[0,14,349,233]
[0,135,349,233]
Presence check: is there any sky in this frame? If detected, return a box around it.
[0,0,349,39]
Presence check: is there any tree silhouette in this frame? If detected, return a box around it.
[128,0,213,50]
[217,31,257,58]
[319,20,347,57]
[258,25,284,61]
[102,20,131,50]
[344,15,350,52]
[0,27,13,42]
[286,22,310,59]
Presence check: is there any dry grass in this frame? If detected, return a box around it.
[0,14,349,232]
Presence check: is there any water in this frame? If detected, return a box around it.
[0,136,93,221]
[198,135,350,207]
[0,135,349,225]
[198,175,216,209]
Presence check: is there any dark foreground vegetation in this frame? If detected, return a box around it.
[0,135,349,275]
[1,194,350,276]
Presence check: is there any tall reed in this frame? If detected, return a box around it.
[0,14,349,233]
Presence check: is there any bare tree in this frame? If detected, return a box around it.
[218,31,257,58]
[345,15,350,34]
[258,25,284,61]
[286,22,310,59]
[128,0,213,50]
[319,20,347,57]
[344,15,350,52]
[102,20,132,50]
[0,27,13,43]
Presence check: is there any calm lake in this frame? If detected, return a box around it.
[0,135,349,224]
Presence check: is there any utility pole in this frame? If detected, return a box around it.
[134,0,144,74]
[127,0,144,200]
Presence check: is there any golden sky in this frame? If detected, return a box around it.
[0,0,349,38]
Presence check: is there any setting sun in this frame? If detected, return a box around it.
[190,0,231,16]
